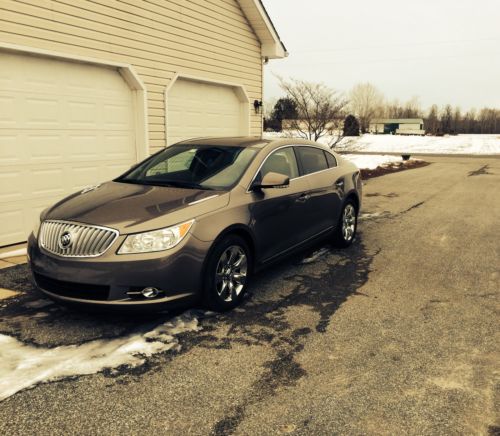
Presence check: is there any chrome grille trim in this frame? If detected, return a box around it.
[39,220,119,258]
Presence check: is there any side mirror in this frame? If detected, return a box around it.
[252,172,290,190]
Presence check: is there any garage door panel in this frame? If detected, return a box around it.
[103,135,137,160]
[24,96,62,128]
[0,52,137,246]
[0,171,22,202]
[67,100,99,128]
[26,134,63,162]
[0,134,19,164]
[70,166,101,190]
[30,168,66,198]
[0,95,16,127]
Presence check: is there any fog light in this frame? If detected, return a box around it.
[141,287,160,298]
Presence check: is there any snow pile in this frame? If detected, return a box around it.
[0,311,201,401]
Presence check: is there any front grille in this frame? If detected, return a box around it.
[34,272,110,301]
[39,220,119,257]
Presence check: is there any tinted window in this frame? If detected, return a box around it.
[324,151,337,167]
[117,145,257,190]
[296,147,328,175]
[258,147,299,180]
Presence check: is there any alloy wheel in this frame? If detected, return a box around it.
[342,204,356,242]
[215,245,248,302]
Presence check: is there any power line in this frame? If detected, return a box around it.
[282,52,500,66]
[291,38,500,54]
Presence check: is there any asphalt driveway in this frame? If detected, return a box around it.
[0,155,498,435]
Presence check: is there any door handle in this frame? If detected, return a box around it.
[335,180,344,189]
[297,193,311,202]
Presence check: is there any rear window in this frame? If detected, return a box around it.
[296,147,328,175]
[325,151,337,168]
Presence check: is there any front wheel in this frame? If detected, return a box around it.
[332,201,358,248]
[203,235,251,311]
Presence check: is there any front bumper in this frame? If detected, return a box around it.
[28,231,211,310]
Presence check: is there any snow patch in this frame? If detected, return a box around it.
[301,247,330,264]
[342,154,402,169]
[24,299,53,309]
[0,311,201,401]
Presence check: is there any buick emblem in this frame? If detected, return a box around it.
[58,231,72,249]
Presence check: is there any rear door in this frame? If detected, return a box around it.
[248,147,311,262]
[294,146,343,239]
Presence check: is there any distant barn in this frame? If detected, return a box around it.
[369,118,425,136]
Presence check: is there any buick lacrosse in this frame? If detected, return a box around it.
[28,137,362,311]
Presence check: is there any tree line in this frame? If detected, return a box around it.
[265,80,500,137]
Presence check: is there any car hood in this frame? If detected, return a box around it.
[44,181,230,234]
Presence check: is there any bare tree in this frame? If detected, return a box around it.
[426,104,439,135]
[403,96,423,118]
[349,82,384,132]
[278,77,347,147]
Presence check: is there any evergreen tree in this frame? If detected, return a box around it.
[343,114,360,136]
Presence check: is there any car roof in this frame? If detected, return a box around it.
[176,137,271,148]
[174,136,332,151]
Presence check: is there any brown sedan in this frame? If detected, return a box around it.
[28,137,362,311]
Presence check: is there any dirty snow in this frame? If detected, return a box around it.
[0,311,201,401]
[301,247,331,264]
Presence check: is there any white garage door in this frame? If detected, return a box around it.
[167,78,248,145]
[0,52,137,246]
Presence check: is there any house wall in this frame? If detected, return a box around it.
[398,123,422,131]
[0,0,263,153]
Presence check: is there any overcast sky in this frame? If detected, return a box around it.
[262,0,500,112]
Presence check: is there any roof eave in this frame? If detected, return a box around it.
[237,0,288,59]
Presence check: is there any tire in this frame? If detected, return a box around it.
[203,235,251,312]
[332,200,358,248]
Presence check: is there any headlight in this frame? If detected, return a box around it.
[117,220,194,254]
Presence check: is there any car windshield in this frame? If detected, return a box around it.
[116,144,258,190]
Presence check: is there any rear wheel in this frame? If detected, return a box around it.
[203,235,251,311]
[333,200,358,247]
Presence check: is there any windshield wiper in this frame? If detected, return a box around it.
[121,179,214,190]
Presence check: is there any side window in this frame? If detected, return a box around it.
[296,147,328,175]
[324,151,337,168]
[258,147,299,180]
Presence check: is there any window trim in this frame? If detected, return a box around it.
[246,144,336,192]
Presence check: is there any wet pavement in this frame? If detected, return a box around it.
[0,155,498,435]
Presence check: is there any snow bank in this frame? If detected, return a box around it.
[335,134,500,154]
[263,132,500,155]
[0,311,202,401]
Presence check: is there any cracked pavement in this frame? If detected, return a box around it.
[0,155,499,435]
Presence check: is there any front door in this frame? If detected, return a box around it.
[248,147,310,262]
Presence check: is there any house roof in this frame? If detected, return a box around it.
[371,118,424,124]
[236,0,288,59]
